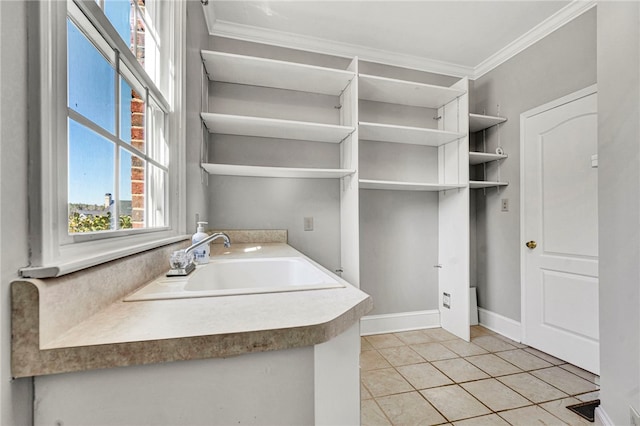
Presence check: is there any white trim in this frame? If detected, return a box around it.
[477,308,522,343]
[20,235,189,278]
[521,84,597,119]
[27,0,187,277]
[360,310,440,336]
[205,1,595,80]
[519,84,597,346]
[595,407,614,426]
[211,20,473,78]
[473,0,596,79]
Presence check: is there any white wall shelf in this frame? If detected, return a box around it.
[359,74,464,108]
[201,113,355,143]
[469,152,508,165]
[469,180,509,189]
[201,50,354,96]
[469,113,507,132]
[359,179,465,192]
[359,122,464,146]
[202,163,355,179]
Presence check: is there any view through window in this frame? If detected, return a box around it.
[67,0,168,234]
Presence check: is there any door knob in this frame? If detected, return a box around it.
[525,241,537,249]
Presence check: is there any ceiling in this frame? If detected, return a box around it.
[204,1,594,79]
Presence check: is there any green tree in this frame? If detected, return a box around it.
[68,212,133,233]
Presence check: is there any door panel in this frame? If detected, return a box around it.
[540,115,598,257]
[541,269,599,340]
[522,89,599,374]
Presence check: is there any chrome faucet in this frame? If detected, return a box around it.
[167,232,231,277]
[186,232,231,254]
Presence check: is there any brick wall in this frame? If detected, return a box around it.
[130,0,146,229]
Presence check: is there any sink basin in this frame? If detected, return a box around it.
[124,257,344,301]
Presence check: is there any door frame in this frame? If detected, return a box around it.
[519,84,598,345]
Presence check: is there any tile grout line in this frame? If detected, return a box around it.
[361,328,599,426]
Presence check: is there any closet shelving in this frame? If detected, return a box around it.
[468,113,508,189]
[200,50,356,178]
[200,113,355,144]
[359,122,464,146]
[358,74,467,191]
[469,152,508,165]
[201,50,354,95]
[201,164,355,179]
[359,179,465,191]
[469,113,506,133]
[359,74,465,107]
[357,70,471,340]
[203,47,473,341]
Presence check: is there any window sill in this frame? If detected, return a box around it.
[20,234,190,278]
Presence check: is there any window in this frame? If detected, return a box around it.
[67,0,169,234]
[23,0,185,277]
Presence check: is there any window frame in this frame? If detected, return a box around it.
[23,0,187,278]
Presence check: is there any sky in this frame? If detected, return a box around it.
[67,0,136,205]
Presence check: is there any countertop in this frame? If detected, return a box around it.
[11,243,372,377]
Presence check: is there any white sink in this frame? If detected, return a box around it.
[125,257,344,301]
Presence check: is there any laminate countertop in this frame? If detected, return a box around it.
[12,243,372,377]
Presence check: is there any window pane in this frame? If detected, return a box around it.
[148,162,167,228]
[104,0,133,46]
[68,119,116,233]
[148,97,168,166]
[67,18,116,134]
[134,6,146,67]
[120,76,145,149]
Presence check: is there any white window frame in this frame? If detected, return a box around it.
[22,0,187,278]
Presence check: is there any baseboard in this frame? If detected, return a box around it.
[360,310,440,336]
[595,406,614,426]
[477,308,522,342]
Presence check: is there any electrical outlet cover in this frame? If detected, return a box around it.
[443,292,451,309]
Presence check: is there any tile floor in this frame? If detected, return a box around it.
[361,326,601,425]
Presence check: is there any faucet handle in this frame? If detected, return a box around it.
[170,250,194,269]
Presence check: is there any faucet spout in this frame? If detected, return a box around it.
[185,232,231,255]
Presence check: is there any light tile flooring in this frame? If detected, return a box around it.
[361,326,601,425]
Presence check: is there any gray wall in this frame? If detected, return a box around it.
[597,3,640,424]
[185,0,211,231]
[0,1,34,424]
[471,8,597,320]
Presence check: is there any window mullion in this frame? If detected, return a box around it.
[113,50,121,230]
[144,87,150,228]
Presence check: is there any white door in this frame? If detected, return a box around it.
[521,86,599,374]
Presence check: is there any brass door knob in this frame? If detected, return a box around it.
[525,241,537,249]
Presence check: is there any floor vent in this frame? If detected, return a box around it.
[566,399,600,422]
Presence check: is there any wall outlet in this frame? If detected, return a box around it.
[303,217,314,231]
[501,198,509,212]
[443,292,451,309]
[631,406,640,426]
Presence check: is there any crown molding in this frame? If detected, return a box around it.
[210,20,474,78]
[472,0,597,80]
[206,0,596,81]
